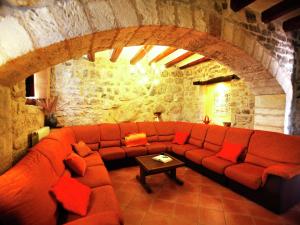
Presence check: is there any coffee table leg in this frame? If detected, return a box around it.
[166,169,184,185]
[136,167,152,193]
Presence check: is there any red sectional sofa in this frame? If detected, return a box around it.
[0,121,300,225]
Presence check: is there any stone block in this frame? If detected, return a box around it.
[112,27,138,48]
[67,34,93,59]
[193,7,207,32]
[135,0,159,25]
[0,16,33,63]
[157,0,175,25]
[127,26,160,45]
[20,7,64,47]
[176,2,193,29]
[50,0,92,38]
[109,0,139,27]
[255,94,286,109]
[221,20,234,43]
[92,30,118,52]
[84,0,117,31]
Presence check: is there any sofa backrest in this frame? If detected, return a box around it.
[246,130,300,167]
[223,127,253,149]
[137,122,158,142]
[203,125,228,152]
[153,121,176,142]
[71,125,101,150]
[174,121,194,133]
[34,138,70,177]
[0,150,59,225]
[100,123,121,147]
[188,123,208,147]
[119,122,139,145]
[47,127,76,154]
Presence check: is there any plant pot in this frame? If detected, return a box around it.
[45,114,58,128]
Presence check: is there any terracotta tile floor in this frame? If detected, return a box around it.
[109,166,300,225]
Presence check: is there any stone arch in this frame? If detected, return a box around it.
[0,0,294,132]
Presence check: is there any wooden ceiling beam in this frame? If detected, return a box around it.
[110,47,123,62]
[283,15,300,32]
[148,47,177,65]
[230,0,255,12]
[130,45,153,65]
[261,0,300,23]
[179,57,211,70]
[165,51,194,68]
[87,51,95,62]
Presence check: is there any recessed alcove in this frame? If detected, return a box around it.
[49,45,257,129]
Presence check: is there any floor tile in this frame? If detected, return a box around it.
[150,199,175,215]
[174,203,199,222]
[198,207,226,225]
[198,194,223,211]
[225,213,255,225]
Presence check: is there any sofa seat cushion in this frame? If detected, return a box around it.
[84,152,104,167]
[63,211,122,225]
[171,144,199,156]
[224,163,265,190]
[65,185,121,223]
[99,147,125,161]
[146,142,168,154]
[185,149,215,165]
[122,146,147,157]
[202,156,235,174]
[75,165,111,188]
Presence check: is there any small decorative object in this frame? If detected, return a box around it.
[36,96,59,128]
[203,115,210,124]
[223,122,231,127]
[154,112,162,121]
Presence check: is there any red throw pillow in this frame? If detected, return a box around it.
[125,133,148,147]
[73,141,93,157]
[216,141,244,163]
[173,132,190,145]
[65,153,87,176]
[51,176,91,216]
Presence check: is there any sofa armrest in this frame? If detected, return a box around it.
[262,164,300,186]
[62,211,123,225]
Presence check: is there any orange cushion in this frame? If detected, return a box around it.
[73,141,93,157]
[125,133,148,147]
[51,176,91,216]
[173,132,189,145]
[65,153,87,177]
[216,142,244,163]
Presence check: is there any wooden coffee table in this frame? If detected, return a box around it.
[135,153,185,193]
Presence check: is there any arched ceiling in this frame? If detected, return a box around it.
[0,0,294,97]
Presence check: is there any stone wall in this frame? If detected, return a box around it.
[0,82,43,174]
[51,55,185,125]
[0,84,12,174]
[254,95,285,133]
[51,52,255,129]
[182,61,255,129]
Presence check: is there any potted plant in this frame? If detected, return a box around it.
[36,96,58,128]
